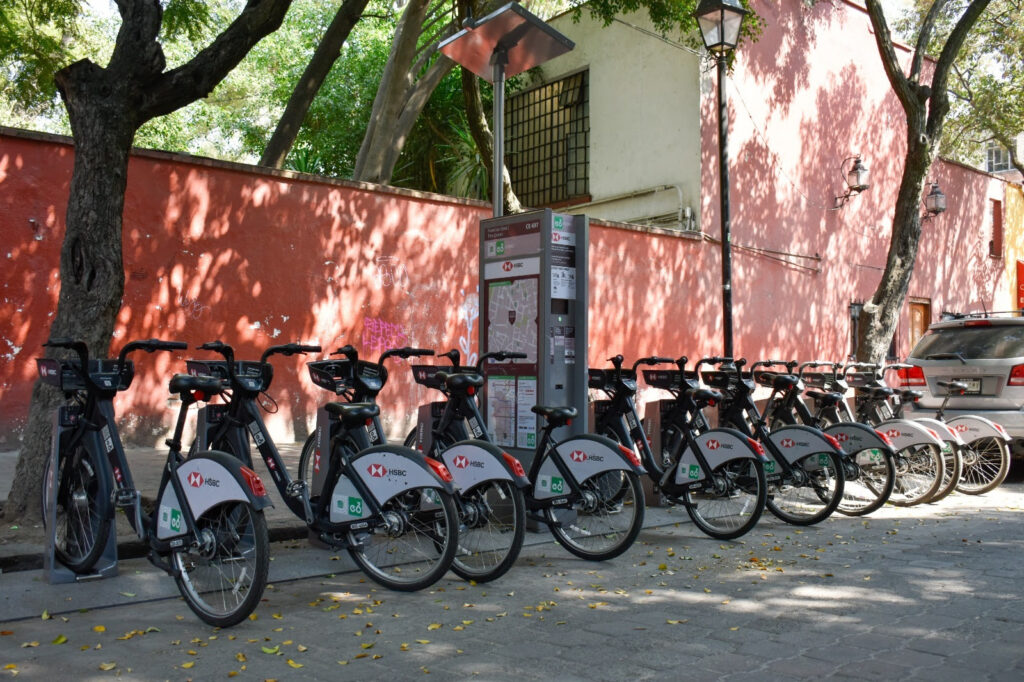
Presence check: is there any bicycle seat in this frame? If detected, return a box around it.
[325,401,380,426]
[937,380,968,393]
[899,389,923,402]
[864,386,894,399]
[438,371,484,392]
[687,387,723,405]
[169,373,225,397]
[531,405,577,427]
[805,390,844,406]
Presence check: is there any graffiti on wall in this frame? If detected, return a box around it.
[373,256,410,292]
[362,316,408,355]
[178,293,210,320]
[458,290,479,367]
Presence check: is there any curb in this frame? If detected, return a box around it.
[0,524,310,574]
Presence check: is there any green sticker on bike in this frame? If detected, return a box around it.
[764,461,776,474]
[348,497,363,516]
[688,464,701,479]
[169,508,181,533]
[868,449,882,463]
[550,476,564,494]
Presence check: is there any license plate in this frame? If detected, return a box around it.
[952,377,982,394]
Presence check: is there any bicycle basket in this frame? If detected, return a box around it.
[36,357,134,391]
[587,368,637,390]
[641,369,680,390]
[802,372,835,390]
[844,371,879,389]
[701,370,733,390]
[186,359,272,392]
[307,359,354,393]
[411,364,475,390]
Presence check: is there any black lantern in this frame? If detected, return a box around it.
[695,0,749,54]
[833,155,871,209]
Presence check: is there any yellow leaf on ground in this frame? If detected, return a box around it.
[427,624,441,631]
[235,653,246,663]
[41,611,50,620]
[361,643,375,650]
[286,660,303,669]
[181,661,195,669]
[4,664,16,670]
[416,640,430,645]
[52,634,68,645]
[261,646,280,655]
[93,626,106,633]
[98,662,116,671]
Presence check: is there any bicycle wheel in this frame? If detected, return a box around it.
[766,450,844,525]
[297,432,317,485]
[890,443,944,506]
[403,429,417,448]
[929,442,963,502]
[682,457,766,540]
[836,448,895,517]
[450,479,526,583]
[545,470,644,561]
[45,445,112,573]
[956,436,1010,494]
[348,486,458,591]
[173,501,269,627]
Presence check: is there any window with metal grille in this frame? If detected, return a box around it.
[986,140,1010,173]
[505,69,589,208]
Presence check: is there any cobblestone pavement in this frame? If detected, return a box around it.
[1,480,1022,681]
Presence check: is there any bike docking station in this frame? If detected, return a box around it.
[479,210,590,469]
[43,409,119,584]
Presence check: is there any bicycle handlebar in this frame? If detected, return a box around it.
[675,356,688,371]
[797,360,840,380]
[440,349,461,367]
[379,347,435,365]
[631,356,675,371]
[476,350,527,371]
[44,337,90,369]
[330,344,359,361]
[260,343,322,364]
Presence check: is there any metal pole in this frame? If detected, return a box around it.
[492,49,508,218]
[716,55,733,358]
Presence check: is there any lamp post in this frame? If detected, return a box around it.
[695,0,748,358]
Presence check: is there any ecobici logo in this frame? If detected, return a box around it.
[162,508,183,532]
[338,496,363,517]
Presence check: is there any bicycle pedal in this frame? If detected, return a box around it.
[114,488,140,507]
[286,480,308,498]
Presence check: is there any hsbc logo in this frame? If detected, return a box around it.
[114,466,123,483]
[453,455,469,469]
[368,463,386,478]
[502,261,514,272]
[188,472,205,488]
[570,450,587,463]
[780,438,795,448]
[954,424,969,434]
[835,433,849,443]
[887,429,901,439]
[313,450,321,473]
[707,439,721,451]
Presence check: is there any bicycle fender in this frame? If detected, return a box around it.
[156,451,272,541]
[945,415,1011,442]
[533,434,642,500]
[823,422,896,454]
[439,440,529,491]
[674,428,759,485]
[327,446,455,523]
[874,419,945,449]
[767,425,843,466]
[913,418,965,447]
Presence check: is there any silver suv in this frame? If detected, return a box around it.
[902,313,1024,461]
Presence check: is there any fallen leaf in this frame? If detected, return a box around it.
[361,643,375,650]
[286,660,303,669]
[98,662,116,671]
[181,661,195,669]
[3,664,16,670]
[416,640,430,645]
[235,653,246,663]
[118,592,136,598]
[337,660,349,666]
[296,645,308,653]
[261,646,280,655]
[427,623,441,631]
[41,611,50,620]
[0,631,13,636]
[93,626,106,633]
[52,634,68,645]
[20,642,38,649]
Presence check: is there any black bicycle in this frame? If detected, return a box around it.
[300,344,529,583]
[38,338,270,626]
[186,341,460,591]
[590,355,768,540]
[702,358,846,526]
[407,349,647,561]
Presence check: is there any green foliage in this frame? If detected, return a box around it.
[0,0,81,113]
[895,0,1023,169]
[570,0,763,49]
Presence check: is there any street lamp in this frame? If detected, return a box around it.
[922,182,946,220]
[695,0,748,358]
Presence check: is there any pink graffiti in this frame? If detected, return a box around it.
[362,317,408,354]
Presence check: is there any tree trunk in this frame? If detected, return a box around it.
[259,0,370,169]
[460,63,522,214]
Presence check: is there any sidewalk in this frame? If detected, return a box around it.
[0,444,310,572]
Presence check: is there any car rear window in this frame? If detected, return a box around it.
[910,325,1024,360]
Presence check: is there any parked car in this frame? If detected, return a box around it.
[898,312,1024,462]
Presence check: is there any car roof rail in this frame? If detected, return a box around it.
[964,310,1024,319]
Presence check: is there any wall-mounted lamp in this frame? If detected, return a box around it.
[921,182,946,221]
[832,155,870,210]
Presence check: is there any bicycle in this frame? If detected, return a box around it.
[886,363,1011,495]
[843,362,949,505]
[187,341,460,592]
[700,357,846,526]
[38,338,270,626]
[758,360,897,516]
[300,344,529,583]
[590,354,768,540]
[407,349,647,561]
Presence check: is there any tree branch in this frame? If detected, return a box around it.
[927,0,993,139]
[863,0,918,114]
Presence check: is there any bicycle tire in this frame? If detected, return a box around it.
[929,442,963,502]
[297,432,317,486]
[956,436,1010,495]
[403,429,417,449]
[890,443,944,506]
[449,479,526,583]
[173,501,269,627]
[836,447,896,517]
[544,470,644,561]
[348,486,459,591]
[682,456,767,540]
[45,444,112,573]
[766,450,844,525]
